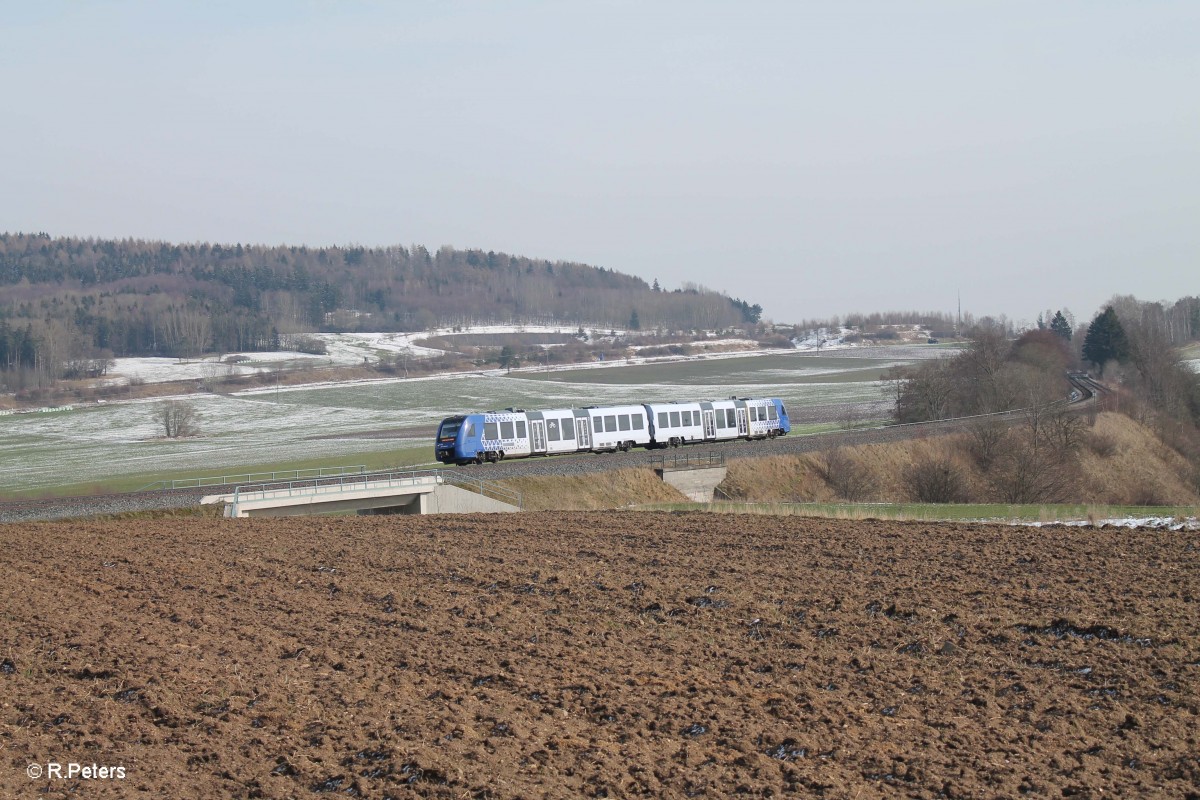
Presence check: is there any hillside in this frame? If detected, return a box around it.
[0,233,762,389]
[479,412,1199,513]
[718,411,1200,507]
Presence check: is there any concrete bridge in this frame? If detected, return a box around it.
[202,470,521,518]
[651,452,728,502]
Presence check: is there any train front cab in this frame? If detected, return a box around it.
[435,416,464,464]
[435,414,486,465]
[773,398,791,435]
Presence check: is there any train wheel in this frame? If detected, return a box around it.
[497,450,505,461]
[474,455,484,465]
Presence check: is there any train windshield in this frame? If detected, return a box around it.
[438,419,463,442]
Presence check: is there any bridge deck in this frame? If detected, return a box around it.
[202,470,520,517]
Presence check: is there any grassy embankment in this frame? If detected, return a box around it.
[496,411,1200,522]
[632,501,1199,524]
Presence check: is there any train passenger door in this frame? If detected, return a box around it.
[702,410,716,440]
[530,421,547,453]
[736,408,748,436]
[576,417,591,450]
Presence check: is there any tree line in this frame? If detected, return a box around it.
[888,294,1200,503]
[0,233,762,391]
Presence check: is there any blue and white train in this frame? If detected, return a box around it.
[435,398,790,465]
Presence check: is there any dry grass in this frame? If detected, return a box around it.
[92,505,225,521]
[721,437,980,504]
[718,454,832,502]
[495,467,687,510]
[719,412,1200,507]
[1075,412,1199,504]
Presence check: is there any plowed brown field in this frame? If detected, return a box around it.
[2,513,1198,799]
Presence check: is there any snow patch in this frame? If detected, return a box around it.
[1018,517,1199,531]
[793,327,856,351]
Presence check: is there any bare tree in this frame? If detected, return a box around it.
[819,448,872,501]
[156,400,201,438]
[988,436,1075,504]
[908,456,969,503]
[967,418,1008,467]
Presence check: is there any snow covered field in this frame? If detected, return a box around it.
[0,351,909,494]
[0,327,959,494]
[100,326,622,386]
[107,353,329,385]
[98,326,913,388]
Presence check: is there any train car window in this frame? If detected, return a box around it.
[750,407,759,421]
[669,411,680,428]
[500,421,514,439]
[562,418,575,439]
[632,415,644,430]
[768,405,778,420]
[679,411,688,425]
[618,415,630,431]
[484,422,499,440]
[726,409,736,427]
[516,420,526,438]
[658,412,668,429]
[464,421,476,437]
[686,411,695,425]
[547,419,561,441]
[594,417,602,433]
[604,415,616,432]
[716,412,725,429]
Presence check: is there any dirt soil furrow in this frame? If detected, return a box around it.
[1,513,1198,798]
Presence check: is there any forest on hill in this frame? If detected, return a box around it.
[0,233,762,390]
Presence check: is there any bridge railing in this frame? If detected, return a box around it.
[225,469,440,497]
[648,451,725,472]
[139,464,369,492]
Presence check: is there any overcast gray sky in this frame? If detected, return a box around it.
[3,1,1196,325]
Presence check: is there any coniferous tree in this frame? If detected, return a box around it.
[1082,307,1128,372]
[1049,310,1072,341]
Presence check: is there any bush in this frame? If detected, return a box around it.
[282,334,328,355]
[155,399,201,438]
[908,457,969,503]
[1085,431,1119,458]
[967,419,1008,467]
[987,433,1077,504]
[819,448,872,501]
